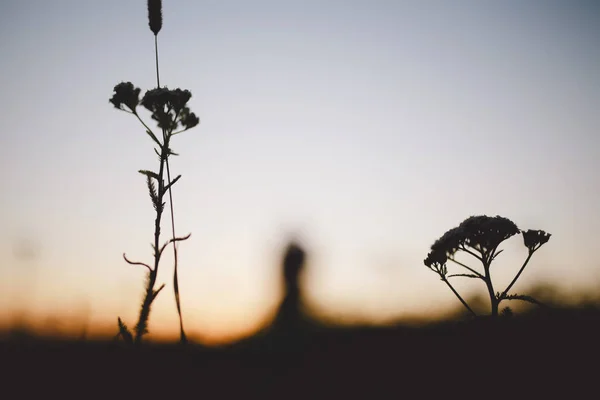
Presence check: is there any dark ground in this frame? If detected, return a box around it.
[1,305,598,399]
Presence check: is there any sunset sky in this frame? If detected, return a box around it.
[0,0,599,343]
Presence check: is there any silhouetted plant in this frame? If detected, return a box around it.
[424,215,551,318]
[109,82,198,345]
[109,1,199,345]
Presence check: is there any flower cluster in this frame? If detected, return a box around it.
[522,229,551,252]
[109,82,141,112]
[109,82,200,132]
[458,215,520,253]
[424,215,520,271]
[141,87,199,131]
[424,255,448,279]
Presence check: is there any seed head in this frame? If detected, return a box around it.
[148,0,162,35]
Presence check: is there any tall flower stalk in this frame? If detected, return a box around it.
[109,0,199,345]
[147,0,187,344]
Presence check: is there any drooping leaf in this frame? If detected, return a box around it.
[157,233,191,258]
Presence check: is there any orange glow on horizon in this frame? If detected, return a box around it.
[4,285,598,346]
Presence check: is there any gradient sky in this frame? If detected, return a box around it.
[1,0,599,343]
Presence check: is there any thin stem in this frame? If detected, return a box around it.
[448,257,484,279]
[458,245,484,262]
[481,259,498,317]
[133,111,163,147]
[485,245,501,266]
[155,35,160,88]
[442,278,477,317]
[501,250,534,298]
[490,249,504,263]
[171,127,192,135]
[165,158,186,343]
[458,246,498,317]
[154,32,187,344]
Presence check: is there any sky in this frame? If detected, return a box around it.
[0,0,599,343]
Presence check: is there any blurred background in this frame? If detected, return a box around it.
[0,0,598,344]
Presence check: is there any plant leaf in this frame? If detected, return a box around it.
[146,176,159,211]
[139,169,159,180]
[499,293,547,307]
[447,273,480,279]
[164,175,181,192]
[152,283,165,300]
[157,233,191,258]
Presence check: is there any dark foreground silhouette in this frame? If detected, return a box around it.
[1,243,598,398]
[2,307,598,398]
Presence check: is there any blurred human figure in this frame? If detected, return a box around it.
[269,241,309,352]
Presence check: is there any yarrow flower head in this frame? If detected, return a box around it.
[141,87,199,131]
[424,215,520,274]
[178,106,200,130]
[109,82,141,112]
[430,226,464,258]
[458,215,520,253]
[424,251,448,279]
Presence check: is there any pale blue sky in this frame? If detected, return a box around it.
[0,0,599,341]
